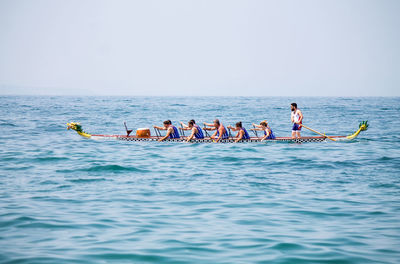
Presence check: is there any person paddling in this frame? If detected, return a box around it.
[291,103,303,138]
[153,120,180,142]
[253,120,276,141]
[180,119,204,142]
[227,122,250,143]
[203,119,228,143]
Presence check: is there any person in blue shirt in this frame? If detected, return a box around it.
[203,119,228,143]
[252,120,276,141]
[180,119,204,142]
[227,122,250,143]
[153,120,180,142]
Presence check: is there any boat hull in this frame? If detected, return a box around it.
[90,135,347,143]
[67,121,367,143]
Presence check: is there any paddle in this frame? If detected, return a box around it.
[227,127,233,139]
[252,124,259,138]
[179,123,186,138]
[153,127,161,139]
[299,124,336,142]
[203,125,210,138]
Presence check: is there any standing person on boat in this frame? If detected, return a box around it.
[291,103,303,138]
[180,120,204,142]
[153,120,180,142]
[203,119,228,143]
[227,122,250,143]
[253,120,276,141]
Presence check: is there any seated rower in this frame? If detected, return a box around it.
[252,120,276,141]
[180,119,204,142]
[203,119,228,143]
[153,120,180,142]
[227,122,250,143]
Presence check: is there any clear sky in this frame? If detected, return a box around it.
[0,0,399,96]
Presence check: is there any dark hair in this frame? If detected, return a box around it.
[163,120,172,125]
[291,103,297,108]
[190,119,195,124]
[235,121,242,128]
[214,119,220,125]
[260,121,268,126]
[189,120,195,126]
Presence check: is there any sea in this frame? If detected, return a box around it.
[0,96,399,264]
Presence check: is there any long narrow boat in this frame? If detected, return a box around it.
[67,121,368,143]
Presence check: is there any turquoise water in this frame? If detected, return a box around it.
[0,96,400,264]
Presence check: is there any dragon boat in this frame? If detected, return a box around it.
[67,121,368,143]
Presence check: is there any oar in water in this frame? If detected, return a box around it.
[203,125,210,138]
[179,123,186,138]
[153,127,161,139]
[251,124,259,138]
[299,124,336,142]
[227,127,233,139]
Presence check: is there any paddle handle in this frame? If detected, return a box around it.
[300,124,336,142]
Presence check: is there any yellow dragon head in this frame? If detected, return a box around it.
[67,122,91,138]
[67,122,83,132]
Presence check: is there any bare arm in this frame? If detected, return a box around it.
[210,130,218,139]
[186,127,197,142]
[253,123,263,128]
[154,125,166,130]
[180,122,191,130]
[252,123,266,131]
[297,110,303,124]
[215,126,226,142]
[203,122,218,131]
[235,130,244,143]
[158,127,172,141]
[227,125,239,131]
[261,128,270,141]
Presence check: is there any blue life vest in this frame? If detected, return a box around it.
[193,124,204,139]
[216,126,229,139]
[241,127,250,140]
[264,127,276,139]
[169,125,180,139]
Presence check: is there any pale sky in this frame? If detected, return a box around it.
[0,0,399,96]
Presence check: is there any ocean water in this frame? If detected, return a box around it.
[0,96,399,264]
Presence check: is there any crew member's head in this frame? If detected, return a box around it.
[260,120,268,128]
[163,120,171,128]
[188,120,195,128]
[235,121,243,128]
[213,119,220,128]
[291,103,297,111]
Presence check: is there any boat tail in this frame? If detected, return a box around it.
[346,121,368,140]
[67,122,92,138]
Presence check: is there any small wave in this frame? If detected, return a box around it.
[269,242,306,251]
[57,165,148,173]
[68,178,108,183]
[35,156,69,162]
[0,121,17,127]
[369,183,399,189]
